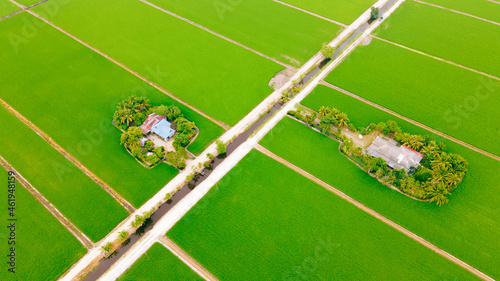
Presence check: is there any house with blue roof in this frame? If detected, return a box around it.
[151,119,176,140]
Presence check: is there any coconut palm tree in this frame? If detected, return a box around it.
[318,106,331,118]
[334,112,349,127]
[426,182,450,206]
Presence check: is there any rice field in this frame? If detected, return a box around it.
[422,0,500,23]
[0,106,129,242]
[0,0,19,17]
[375,0,500,78]
[146,0,343,66]
[0,167,87,281]
[260,107,500,279]
[0,13,227,207]
[118,243,203,281]
[32,0,284,126]
[325,38,500,156]
[280,0,378,24]
[167,150,478,280]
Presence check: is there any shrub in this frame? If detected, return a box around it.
[145,154,160,165]
[167,150,187,170]
[321,43,335,58]
[131,215,145,227]
[174,133,190,149]
[155,146,165,159]
[144,140,155,152]
[216,140,226,154]
[370,7,379,20]
[118,230,129,242]
[131,146,142,158]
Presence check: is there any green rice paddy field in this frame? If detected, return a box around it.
[168,150,477,280]
[0,168,86,281]
[281,0,377,24]
[33,0,283,126]
[15,0,41,6]
[375,0,500,78]
[261,97,500,278]
[0,14,227,207]
[0,167,87,281]
[326,38,500,156]
[118,243,203,281]
[423,0,500,23]
[0,0,19,17]
[0,106,128,242]
[147,0,342,66]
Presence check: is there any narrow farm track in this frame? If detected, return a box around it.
[414,0,500,26]
[272,0,348,27]
[0,98,136,213]
[254,144,495,281]
[371,36,500,81]
[138,0,294,70]
[320,81,500,161]
[158,236,219,281]
[0,0,47,22]
[9,0,230,131]
[0,155,94,249]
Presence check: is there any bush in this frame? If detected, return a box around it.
[131,146,142,158]
[216,140,226,155]
[167,150,187,170]
[321,43,335,58]
[145,154,160,165]
[144,140,155,152]
[174,133,190,150]
[155,146,165,159]
[131,215,145,227]
[370,7,379,20]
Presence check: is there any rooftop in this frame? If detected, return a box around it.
[151,119,175,140]
[365,136,423,171]
[140,113,166,135]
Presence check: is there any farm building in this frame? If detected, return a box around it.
[365,136,423,171]
[140,113,176,140]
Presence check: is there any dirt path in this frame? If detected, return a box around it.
[0,98,136,213]
[414,0,500,26]
[272,0,348,27]
[158,236,219,281]
[254,144,494,281]
[372,36,500,81]
[0,155,94,249]
[9,0,230,131]
[320,81,500,161]
[139,0,294,70]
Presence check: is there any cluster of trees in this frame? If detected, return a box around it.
[279,80,304,104]
[113,96,152,129]
[358,122,468,206]
[114,96,197,170]
[317,106,351,134]
[173,117,196,150]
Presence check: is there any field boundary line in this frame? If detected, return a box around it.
[272,0,348,27]
[488,0,500,5]
[414,0,500,26]
[138,0,294,70]
[371,36,500,81]
[0,98,136,213]
[9,0,230,131]
[158,236,219,281]
[254,144,495,281]
[319,81,500,161]
[0,155,94,249]
[0,0,47,22]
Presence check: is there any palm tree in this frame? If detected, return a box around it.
[318,106,331,118]
[442,172,460,190]
[399,132,412,145]
[135,96,151,112]
[426,182,450,206]
[406,135,424,151]
[334,112,349,127]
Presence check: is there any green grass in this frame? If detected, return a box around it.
[325,38,500,156]
[260,111,500,278]
[0,0,20,17]
[147,0,343,66]
[0,167,87,281]
[15,0,42,6]
[423,0,500,23]
[118,243,203,281]
[0,14,225,207]
[33,0,283,126]
[0,106,128,242]
[281,0,377,24]
[375,0,500,77]
[168,150,478,280]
